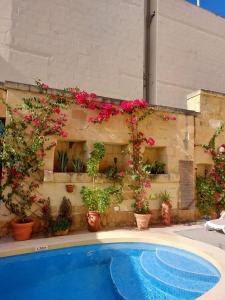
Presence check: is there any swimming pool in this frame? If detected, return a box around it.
[0,242,220,300]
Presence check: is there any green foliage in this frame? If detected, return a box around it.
[81,186,122,213]
[81,143,123,213]
[158,191,171,203]
[132,200,150,214]
[57,151,68,172]
[47,197,72,234]
[143,160,165,175]
[86,142,105,178]
[198,122,225,214]
[49,217,71,233]
[104,166,118,180]
[58,196,72,219]
[72,157,85,173]
[196,176,215,216]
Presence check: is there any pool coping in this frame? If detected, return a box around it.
[0,229,225,300]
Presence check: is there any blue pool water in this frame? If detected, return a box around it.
[0,243,220,300]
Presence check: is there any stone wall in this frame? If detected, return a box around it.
[0,82,224,235]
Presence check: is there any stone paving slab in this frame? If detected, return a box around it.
[176,227,225,250]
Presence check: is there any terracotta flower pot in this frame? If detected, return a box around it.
[11,218,34,241]
[161,202,172,225]
[134,213,151,230]
[66,184,74,193]
[87,211,100,232]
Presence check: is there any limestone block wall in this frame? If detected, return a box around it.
[187,90,225,176]
[0,82,199,234]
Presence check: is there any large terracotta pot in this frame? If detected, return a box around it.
[134,213,151,230]
[161,202,172,225]
[87,211,100,232]
[11,218,34,241]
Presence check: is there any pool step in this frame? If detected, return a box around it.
[155,248,219,282]
[110,255,178,300]
[140,251,217,299]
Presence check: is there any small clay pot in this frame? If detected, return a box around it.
[11,218,34,241]
[134,213,151,230]
[87,211,100,232]
[66,184,74,193]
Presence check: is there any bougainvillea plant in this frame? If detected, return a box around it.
[0,81,73,222]
[196,123,225,216]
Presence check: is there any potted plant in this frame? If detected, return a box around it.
[80,142,122,231]
[47,197,72,236]
[133,200,152,230]
[159,191,172,225]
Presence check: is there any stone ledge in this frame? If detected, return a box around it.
[0,81,199,116]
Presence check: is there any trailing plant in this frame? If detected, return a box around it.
[72,157,85,173]
[57,151,68,172]
[196,122,225,216]
[0,81,73,222]
[81,142,122,213]
[196,176,216,217]
[86,142,105,178]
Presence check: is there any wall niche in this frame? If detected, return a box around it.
[54,141,86,173]
[143,146,167,174]
[99,143,128,172]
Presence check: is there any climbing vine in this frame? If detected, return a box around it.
[196,123,225,216]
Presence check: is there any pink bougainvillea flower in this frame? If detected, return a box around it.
[34,118,41,126]
[127,160,133,165]
[87,101,97,110]
[90,93,97,99]
[61,131,68,138]
[24,114,33,122]
[52,106,61,114]
[41,83,49,90]
[143,180,151,188]
[146,137,155,146]
[75,91,89,105]
[120,101,133,113]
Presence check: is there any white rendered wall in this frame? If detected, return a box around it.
[150,0,225,108]
[0,0,144,100]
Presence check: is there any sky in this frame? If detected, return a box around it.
[186,0,225,18]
